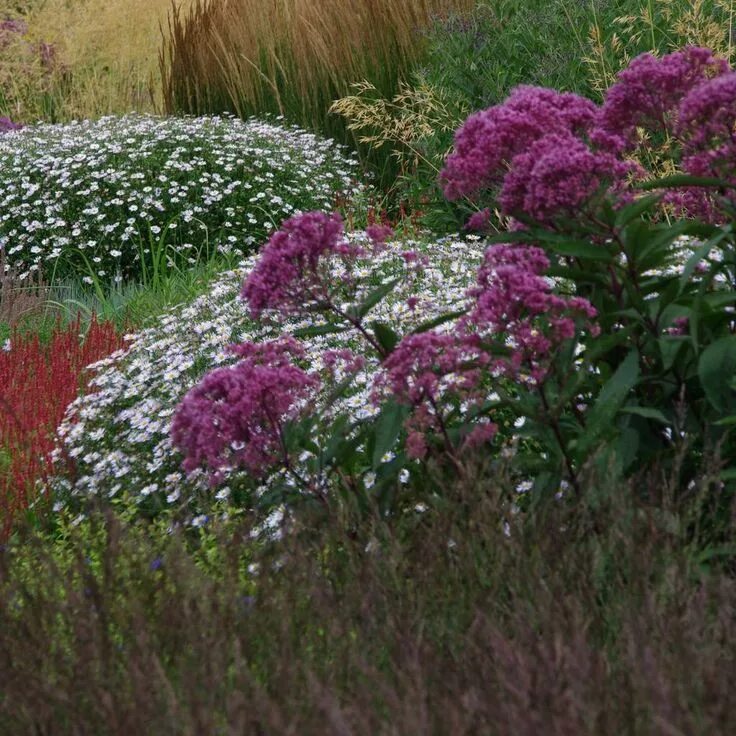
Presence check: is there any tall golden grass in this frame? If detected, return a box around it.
[0,0,194,122]
[160,0,476,138]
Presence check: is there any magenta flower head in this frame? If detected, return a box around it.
[365,223,394,250]
[378,331,484,407]
[465,208,492,233]
[375,330,496,458]
[499,133,632,225]
[171,337,320,484]
[594,47,729,152]
[664,72,736,219]
[466,244,597,381]
[440,85,598,201]
[241,210,355,317]
[678,72,736,162]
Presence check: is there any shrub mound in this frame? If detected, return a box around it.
[0,114,362,284]
[50,232,483,525]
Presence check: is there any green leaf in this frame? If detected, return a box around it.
[636,221,690,269]
[410,309,467,335]
[703,292,736,310]
[714,415,736,426]
[698,336,736,412]
[372,401,409,469]
[546,266,610,285]
[321,376,359,412]
[486,230,539,245]
[614,194,662,228]
[545,239,613,262]
[696,544,736,568]
[370,321,401,354]
[658,336,687,372]
[584,325,637,361]
[354,277,401,319]
[619,406,671,424]
[637,174,736,191]
[291,324,347,339]
[577,350,640,456]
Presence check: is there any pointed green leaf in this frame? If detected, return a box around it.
[410,309,467,335]
[372,401,409,469]
[619,406,671,424]
[545,239,613,262]
[292,324,348,339]
[638,174,736,190]
[698,336,736,412]
[614,193,662,228]
[354,277,402,319]
[658,336,687,372]
[714,415,736,426]
[370,321,401,354]
[577,350,640,455]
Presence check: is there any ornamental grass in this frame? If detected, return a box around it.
[159,0,475,185]
[0,0,195,123]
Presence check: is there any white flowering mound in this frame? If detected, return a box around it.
[50,233,486,524]
[0,114,362,283]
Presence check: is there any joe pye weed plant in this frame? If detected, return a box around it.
[165,46,736,531]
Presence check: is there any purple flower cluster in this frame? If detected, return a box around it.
[466,244,598,381]
[464,208,491,233]
[498,133,631,224]
[376,331,495,459]
[678,72,736,181]
[0,117,22,134]
[595,47,728,152]
[378,332,485,407]
[663,71,736,217]
[440,47,736,226]
[375,243,596,458]
[440,85,598,201]
[171,338,319,484]
[241,211,359,317]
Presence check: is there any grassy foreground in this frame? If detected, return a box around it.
[1,460,734,734]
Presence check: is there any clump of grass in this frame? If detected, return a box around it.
[160,0,475,187]
[47,252,242,332]
[0,0,195,122]
[0,253,51,331]
[1,459,735,732]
